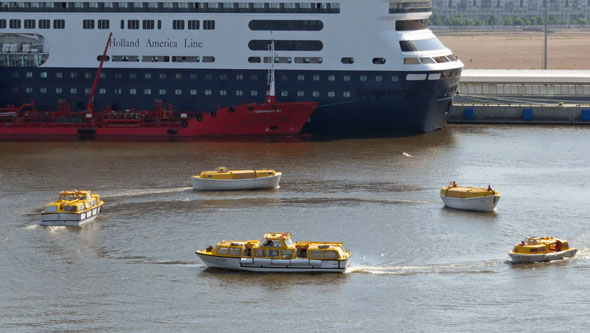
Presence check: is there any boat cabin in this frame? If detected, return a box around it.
[512,237,570,254]
[210,232,347,261]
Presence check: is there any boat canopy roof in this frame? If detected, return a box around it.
[264,232,292,241]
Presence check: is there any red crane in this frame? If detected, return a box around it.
[87,32,112,117]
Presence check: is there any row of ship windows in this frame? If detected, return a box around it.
[0,18,216,30]
[0,18,65,29]
[404,54,458,65]
[0,1,341,13]
[15,71,405,82]
[388,1,432,13]
[14,87,359,98]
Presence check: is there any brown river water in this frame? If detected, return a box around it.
[2,125,590,331]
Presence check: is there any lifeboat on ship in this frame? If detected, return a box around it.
[440,181,500,212]
[41,190,104,226]
[508,236,577,263]
[195,232,351,272]
[191,166,281,191]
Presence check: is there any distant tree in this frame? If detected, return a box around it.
[547,14,558,24]
[512,17,525,25]
[487,15,497,25]
[575,15,588,25]
[502,16,514,25]
[429,13,443,25]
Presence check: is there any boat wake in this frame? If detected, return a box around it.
[346,260,504,275]
[104,187,192,198]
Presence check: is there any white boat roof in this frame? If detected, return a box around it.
[461,69,590,84]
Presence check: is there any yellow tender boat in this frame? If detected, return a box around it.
[440,181,500,212]
[41,190,104,226]
[191,166,281,191]
[196,232,352,272]
[509,236,577,263]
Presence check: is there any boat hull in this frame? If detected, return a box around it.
[440,194,500,212]
[40,205,103,227]
[192,174,281,191]
[509,248,577,263]
[196,253,350,273]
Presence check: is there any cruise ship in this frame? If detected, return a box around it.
[0,0,463,136]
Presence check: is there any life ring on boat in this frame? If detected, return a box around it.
[210,111,216,117]
[181,120,188,128]
[196,115,203,122]
[555,240,562,252]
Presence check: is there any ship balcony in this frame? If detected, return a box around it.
[389,0,432,14]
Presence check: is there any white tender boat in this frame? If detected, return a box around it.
[440,181,500,212]
[509,236,577,263]
[191,167,281,191]
[196,232,351,273]
[41,190,104,226]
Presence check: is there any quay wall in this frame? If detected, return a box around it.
[448,104,590,124]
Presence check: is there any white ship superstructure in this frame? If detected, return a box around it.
[0,0,463,135]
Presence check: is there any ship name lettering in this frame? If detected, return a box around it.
[110,38,140,48]
[146,38,178,48]
[184,39,204,48]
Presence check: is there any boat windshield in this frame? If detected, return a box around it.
[284,238,293,247]
[59,194,77,200]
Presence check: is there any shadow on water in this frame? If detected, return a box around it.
[198,267,349,288]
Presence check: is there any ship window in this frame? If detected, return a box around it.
[158,20,162,29]
[229,248,241,256]
[144,89,152,95]
[40,72,48,78]
[202,56,215,63]
[143,20,154,29]
[373,57,386,65]
[38,19,50,29]
[376,76,383,81]
[70,88,77,94]
[24,19,35,29]
[281,250,293,259]
[26,72,33,78]
[341,57,354,64]
[205,74,212,80]
[254,249,265,257]
[130,89,136,94]
[236,90,243,96]
[190,74,197,79]
[25,87,32,93]
[97,20,109,31]
[420,57,435,64]
[297,75,305,81]
[428,73,441,80]
[219,74,227,80]
[236,74,243,80]
[114,88,122,95]
[392,75,399,82]
[203,20,215,30]
[130,73,137,79]
[99,88,106,94]
[188,20,200,30]
[281,75,288,81]
[159,73,166,79]
[172,20,184,30]
[40,87,47,93]
[404,58,420,64]
[407,73,427,81]
[268,249,279,258]
[220,90,227,96]
[172,56,200,63]
[360,75,367,82]
[312,91,319,97]
[56,72,63,78]
[251,74,258,80]
[248,20,324,31]
[53,19,65,29]
[281,91,288,96]
[434,56,449,63]
[297,91,304,97]
[120,20,124,29]
[448,54,458,62]
[216,247,229,255]
[313,75,320,81]
[205,89,212,95]
[400,38,446,52]
[343,75,350,81]
[0,20,5,29]
[83,19,95,29]
[324,251,338,259]
[249,40,323,51]
[159,89,166,95]
[10,19,21,29]
[328,91,335,97]
[85,88,91,94]
[310,250,323,259]
[328,75,335,81]
[145,73,151,79]
[97,55,109,61]
[395,19,427,31]
[343,91,351,97]
[248,57,261,63]
[175,74,182,79]
[251,90,258,96]
[190,89,197,95]
[128,20,139,29]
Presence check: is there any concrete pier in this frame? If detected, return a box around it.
[448,103,590,124]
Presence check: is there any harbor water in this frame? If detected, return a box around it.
[2,125,590,331]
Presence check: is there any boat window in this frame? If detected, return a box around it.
[399,38,446,52]
[216,247,229,255]
[77,204,85,211]
[281,250,293,259]
[324,251,338,259]
[310,250,323,260]
[268,249,280,258]
[254,249,265,257]
[229,248,241,256]
[64,205,76,212]
[284,238,293,247]
[44,206,58,213]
